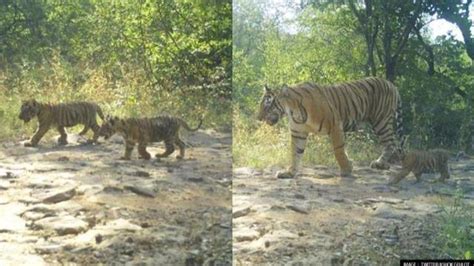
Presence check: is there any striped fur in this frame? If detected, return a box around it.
[99,115,202,160]
[388,149,450,184]
[257,77,404,178]
[19,99,104,147]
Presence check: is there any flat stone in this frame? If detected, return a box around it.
[35,215,88,235]
[233,167,255,176]
[234,230,260,242]
[0,243,46,266]
[286,205,309,214]
[187,176,204,182]
[134,171,151,178]
[364,197,404,204]
[35,244,63,254]
[38,186,77,204]
[0,213,26,233]
[124,185,155,198]
[233,207,251,219]
[97,218,142,232]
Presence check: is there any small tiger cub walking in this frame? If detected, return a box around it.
[99,115,202,160]
[19,99,104,147]
[388,149,450,185]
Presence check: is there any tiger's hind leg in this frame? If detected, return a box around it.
[138,143,151,160]
[88,123,101,144]
[155,141,175,158]
[175,138,186,160]
[370,120,395,170]
[57,126,68,146]
[438,161,450,182]
[413,171,423,183]
[120,140,135,160]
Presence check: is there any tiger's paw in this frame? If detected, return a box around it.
[24,141,36,147]
[119,156,131,161]
[139,154,151,160]
[276,171,295,179]
[176,155,184,160]
[340,170,354,178]
[370,160,390,170]
[57,138,68,146]
[86,139,99,145]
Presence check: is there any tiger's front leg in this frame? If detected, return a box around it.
[120,140,135,160]
[25,125,50,147]
[388,168,411,185]
[57,126,68,145]
[137,142,151,160]
[330,128,353,177]
[276,132,308,179]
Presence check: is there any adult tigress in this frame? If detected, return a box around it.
[99,115,202,160]
[19,99,104,147]
[257,77,404,178]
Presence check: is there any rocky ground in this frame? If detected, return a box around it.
[233,159,474,265]
[0,129,232,265]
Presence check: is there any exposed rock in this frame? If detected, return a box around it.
[232,207,251,219]
[35,216,88,235]
[124,185,155,198]
[38,186,77,204]
[186,176,204,182]
[1,171,18,179]
[134,170,151,178]
[0,212,26,233]
[0,243,47,266]
[98,218,142,232]
[35,244,63,254]
[102,186,124,194]
[286,205,309,214]
[57,156,70,162]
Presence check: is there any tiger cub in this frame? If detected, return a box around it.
[19,99,104,147]
[388,149,450,184]
[99,115,202,160]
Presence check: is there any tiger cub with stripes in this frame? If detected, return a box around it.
[388,149,450,184]
[258,77,404,178]
[99,115,202,160]
[19,99,104,147]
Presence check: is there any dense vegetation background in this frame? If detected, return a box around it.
[233,0,474,259]
[234,0,474,168]
[0,0,231,141]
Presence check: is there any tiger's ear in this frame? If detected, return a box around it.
[264,84,271,93]
[281,84,290,97]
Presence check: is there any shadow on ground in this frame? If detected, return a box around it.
[233,159,474,265]
[0,129,232,265]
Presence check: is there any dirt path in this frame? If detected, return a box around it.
[233,160,474,265]
[0,129,232,265]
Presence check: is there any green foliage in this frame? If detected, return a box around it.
[234,0,474,170]
[437,189,474,259]
[0,0,231,141]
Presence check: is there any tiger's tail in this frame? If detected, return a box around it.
[178,118,203,132]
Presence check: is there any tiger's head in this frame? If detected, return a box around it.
[99,116,124,139]
[19,99,41,123]
[257,85,285,126]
